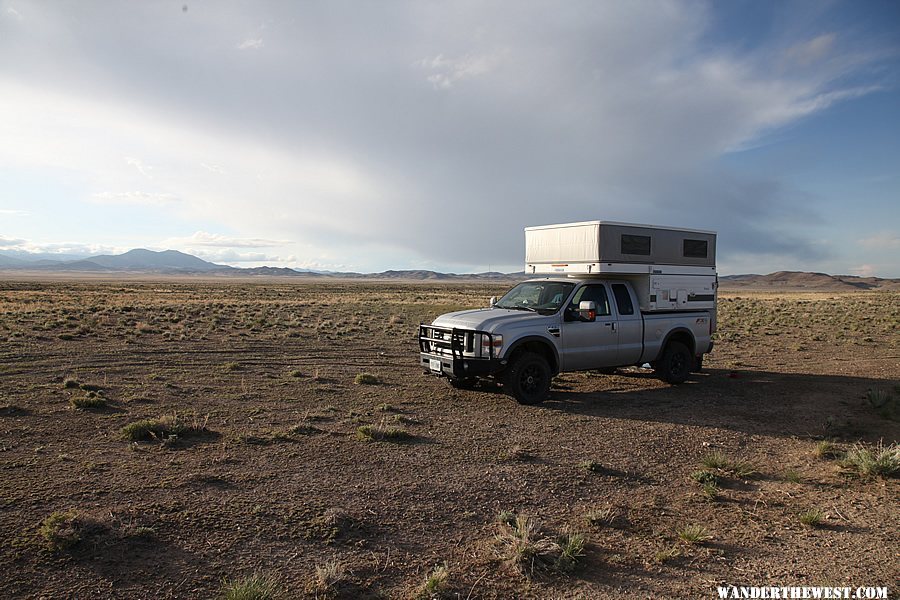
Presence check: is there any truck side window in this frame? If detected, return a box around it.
[611,284,634,315]
[570,285,610,316]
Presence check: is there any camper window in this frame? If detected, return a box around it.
[621,234,651,255]
[683,239,708,258]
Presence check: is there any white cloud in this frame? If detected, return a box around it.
[201,163,225,174]
[417,52,505,89]
[858,232,900,250]
[0,235,26,248]
[5,6,22,21]
[848,264,877,277]
[237,38,263,50]
[163,231,287,248]
[0,209,29,216]
[125,156,153,178]
[91,191,178,206]
[782,33,838,68]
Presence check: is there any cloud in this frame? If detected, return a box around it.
[163,231,287,248]
[188,248,280,263]
[417,52,505,89]
[0,235,26,248]
[237,38,263,50]
[5,6,22,21]
[782,33,838,68]
[125,156,153,178]
[0,209,29,216]
[201,163,225,174]
[91,191,178,206]
[858,232,900,250]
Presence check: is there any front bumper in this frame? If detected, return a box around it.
[419,351,504,379]
[418,324,504,379]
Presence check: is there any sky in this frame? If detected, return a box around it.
[1,0,898,276]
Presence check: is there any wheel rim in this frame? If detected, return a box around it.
[520,364,544,395]
[670,352,686,376]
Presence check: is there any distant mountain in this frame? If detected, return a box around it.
[86,249,226,272]
[0,253,29,267]
[719,271,900,291]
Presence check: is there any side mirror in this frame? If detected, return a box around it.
[489,296,497,307]
[578,301,597,322]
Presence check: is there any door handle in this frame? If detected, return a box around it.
[547,326,560,337]
[604,322,617,331]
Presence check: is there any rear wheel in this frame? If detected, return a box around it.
[504,352,551,405]
[656,341,691,384]
[595,367,618,375]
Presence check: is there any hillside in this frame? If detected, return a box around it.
[719,271,900,291]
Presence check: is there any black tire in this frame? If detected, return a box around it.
[691,354,704,373]
[596,367,618,375]
[504,352,551,405]
[656,341,691,384]
[449,377,478,390]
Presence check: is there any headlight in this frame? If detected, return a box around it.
[481,333,503,356]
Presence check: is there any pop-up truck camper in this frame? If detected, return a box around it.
[419,221,718,405]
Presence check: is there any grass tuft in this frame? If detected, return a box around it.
[313,559,346,596]
[493,513,586,576]
[416,563,450,599]
[799,508,824,527]
[222,572,282,600]
[122,413,210,442]
[69,392,107,410]
[654,545,682,563]
[354,372,381,385]
[866,389,898,420]
[356,421,411,442]
[783,469,802,484]
[555,528,586,572]
[677,524,710,545]
[39,511,82,551]
[700,452,758,478]
[814,440,843,460]
[841,441,900,478]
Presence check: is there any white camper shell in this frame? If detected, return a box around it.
[524,221,717,312]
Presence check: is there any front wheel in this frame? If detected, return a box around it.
[504,352,551,405]
[656,341,691,384]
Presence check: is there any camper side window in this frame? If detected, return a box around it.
[621,234,651,255]
[683,239,708,258]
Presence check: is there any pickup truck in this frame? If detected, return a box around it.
[418,277,714,404]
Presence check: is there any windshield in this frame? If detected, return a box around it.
[495,281,575,314]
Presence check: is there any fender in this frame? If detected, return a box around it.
[502,335,561,374]
[657,327,696,358]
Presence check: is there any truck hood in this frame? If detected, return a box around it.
[432,308,550,332]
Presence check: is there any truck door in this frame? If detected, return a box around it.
[611,283,642,365]
[560,283,618,371]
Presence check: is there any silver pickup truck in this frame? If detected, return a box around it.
[419,277,714,404]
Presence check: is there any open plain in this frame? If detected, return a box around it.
[0,279,897,598]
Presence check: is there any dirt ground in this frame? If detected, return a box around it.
[0,279,897,599]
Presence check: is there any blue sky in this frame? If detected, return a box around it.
[1,1,898,276]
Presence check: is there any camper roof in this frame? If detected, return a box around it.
[524,220,717,236]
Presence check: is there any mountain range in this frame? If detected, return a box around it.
[1,249,898,289]
[0,248,516,280]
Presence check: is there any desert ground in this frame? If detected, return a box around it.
[0,279,897,599]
